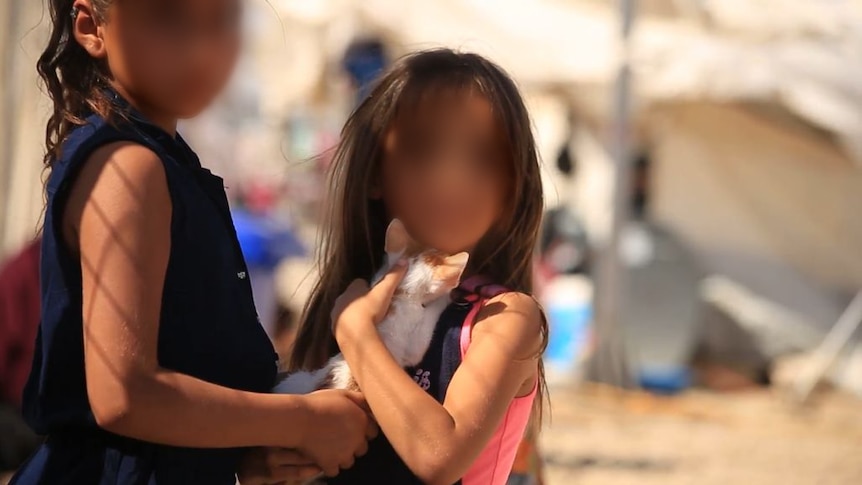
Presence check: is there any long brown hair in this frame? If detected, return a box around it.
[290,49,548,417]
[38,0,117,168]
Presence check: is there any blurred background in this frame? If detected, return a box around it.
[2,1,862,484]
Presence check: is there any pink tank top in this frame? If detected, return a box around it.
[458,281,538,485]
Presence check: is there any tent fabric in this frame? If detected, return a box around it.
[272,0,862,162]
[650,102,862,290]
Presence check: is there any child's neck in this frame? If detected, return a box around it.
[111,83,178,136]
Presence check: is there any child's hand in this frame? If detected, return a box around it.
[298,390,378,477]
[237,448,321,484]
[331,261,407,346]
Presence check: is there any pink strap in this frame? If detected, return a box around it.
[459,275,494,293]
[459,276,510,358]
[460,299,484,358]
[459,275,509,300]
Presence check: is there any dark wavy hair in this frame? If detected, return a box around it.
[38,0,119,167]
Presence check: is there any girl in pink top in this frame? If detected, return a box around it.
[252,49,548,485]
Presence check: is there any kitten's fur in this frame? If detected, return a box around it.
[273,219,469,394]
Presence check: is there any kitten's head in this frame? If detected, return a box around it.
[381,219,470,304]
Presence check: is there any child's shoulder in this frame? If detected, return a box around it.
[475,291,545,360]
[484,290,540,311]
[59,114,149,163]
[49,118,164,197]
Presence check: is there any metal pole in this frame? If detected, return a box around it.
[587,0,636,388]
[793,290,862,404]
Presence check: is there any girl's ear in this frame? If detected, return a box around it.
[72,1,107,59]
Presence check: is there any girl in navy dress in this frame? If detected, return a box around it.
[11,1,375,484]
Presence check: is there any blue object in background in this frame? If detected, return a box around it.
[232,208,306,337]
[342,38,389,105]
[545,302,592,372]
[638,365,692,395]
[232,208,305,268]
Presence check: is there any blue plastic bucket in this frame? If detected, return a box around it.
[545,302,592,373]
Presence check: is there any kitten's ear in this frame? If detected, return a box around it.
[384,219,409,255]
[437,252,470,286]
[444,252,470,270]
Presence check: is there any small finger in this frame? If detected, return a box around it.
[369,263,407,308]
[339,454,356,471]
[322,464,341,478]
[354,439,369,458]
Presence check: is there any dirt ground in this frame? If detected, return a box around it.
[540,384,862,485]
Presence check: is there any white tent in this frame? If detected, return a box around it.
[270,0,862,163]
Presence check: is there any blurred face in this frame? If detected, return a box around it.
[379,90,511,254]
[101,0,241,118]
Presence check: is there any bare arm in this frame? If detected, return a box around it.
[68,143,372,466]
[334,280,542,485]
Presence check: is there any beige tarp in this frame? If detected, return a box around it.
[651,103,862,290]
[0,1,50,258]
[271,0,862,162]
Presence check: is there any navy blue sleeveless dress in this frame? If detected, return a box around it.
[11,92,278,485]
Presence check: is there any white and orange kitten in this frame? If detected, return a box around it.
[273,219,469,394]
